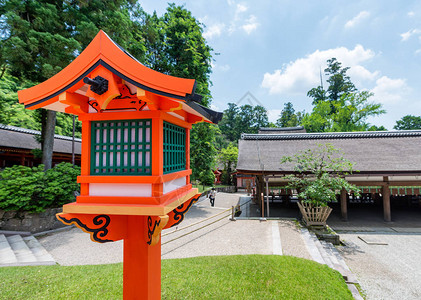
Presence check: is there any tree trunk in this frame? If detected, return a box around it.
[42,110,56,170]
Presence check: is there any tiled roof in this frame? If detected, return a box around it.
[0,124,81,154]
[237,130,421,174]
[258,126,305,134]
[242,130,421,140]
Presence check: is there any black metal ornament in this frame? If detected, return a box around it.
[83,76,109,95]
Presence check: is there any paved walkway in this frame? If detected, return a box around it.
[38,193,311,265]
[337,232,421,300]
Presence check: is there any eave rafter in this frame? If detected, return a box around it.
[60,92,89,114]
[137,88,181,112]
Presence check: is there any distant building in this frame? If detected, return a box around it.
[0,124,81,168]
[237,128,421,221]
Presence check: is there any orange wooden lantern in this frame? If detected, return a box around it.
[18,30,222,299]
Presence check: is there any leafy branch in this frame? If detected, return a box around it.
[280,144,360,206]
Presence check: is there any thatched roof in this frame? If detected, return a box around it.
[237,130,421,175]
[0,124,81,155]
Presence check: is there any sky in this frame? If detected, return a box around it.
[141,0,421,130]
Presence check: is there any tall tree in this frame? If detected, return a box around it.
[219,143,238,185]
[394,115,421,130]
[190,124,218,185]
[218,103,269,142]
[324,58,356,102]
[218,103,240,142]
[303,58,385,132]
[276,102,303,128]
[145,4,215,183]
[0,0,145,169]
[302,91,385,132]
[307,58,356,106]
[1,0,81,169]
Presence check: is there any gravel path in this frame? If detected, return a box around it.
[38,192,310,266]
[278,220,311,260]
[338,232,421,300]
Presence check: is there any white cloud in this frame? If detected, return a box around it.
[345,11,370,28]
[236,3,248,14]
[242,15,259,34]
[225,1,258,35]
[203,23,225,39]
[261,45,375,95]
[371,76,409,105]
[408,11,415,17]
[348,65,379,87]
[400,29,421,41]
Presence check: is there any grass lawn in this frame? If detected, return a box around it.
[0,255,352,299]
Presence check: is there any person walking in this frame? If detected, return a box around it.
[209,187,216,207]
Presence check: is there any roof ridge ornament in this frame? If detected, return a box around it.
[83,76,108,95]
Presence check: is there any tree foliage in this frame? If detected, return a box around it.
[281,144,360,206]
[219,143,238,185]
[303,58,385,132]
[394,115,421,130]
[219,103,269,142]
[302,91,385,132]
[308,58,356,105]
[1,2,215,180]
[190,123,218,185]
[147,4,215,181]
[276,102,303,128]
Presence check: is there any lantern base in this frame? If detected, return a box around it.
[62,189,199,216]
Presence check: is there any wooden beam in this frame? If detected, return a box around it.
[186,112,204,124]
[137,88,159,110]
[59,91,89,114]
[340,189,348,221]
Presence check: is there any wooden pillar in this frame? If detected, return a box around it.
[340,189,348,221]
[123,215,161,299]
[265,177,270,218]
[256,175,263,206]
[382,176,391,222]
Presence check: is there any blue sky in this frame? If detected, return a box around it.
[141,1,421,130]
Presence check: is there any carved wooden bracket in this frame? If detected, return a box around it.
[164,194,201,229]
[56,213,127,243]
[145,215,169,246]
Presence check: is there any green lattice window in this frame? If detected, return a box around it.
[163,122,186,174]
[91,120,151,175]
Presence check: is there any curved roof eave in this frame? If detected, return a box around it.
[18,30,196,108]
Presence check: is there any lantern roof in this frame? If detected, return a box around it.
[18,30,222,123]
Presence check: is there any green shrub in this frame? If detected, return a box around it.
[0,163,80,212]
[42,163,80,209]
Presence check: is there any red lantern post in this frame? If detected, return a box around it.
[18,30,222,299]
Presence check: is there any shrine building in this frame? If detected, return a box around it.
[236,129,421,222]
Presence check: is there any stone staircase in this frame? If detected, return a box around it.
[0,233,56,267]
[301,228,363,300]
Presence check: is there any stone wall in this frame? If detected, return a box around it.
[0,207,66,233]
